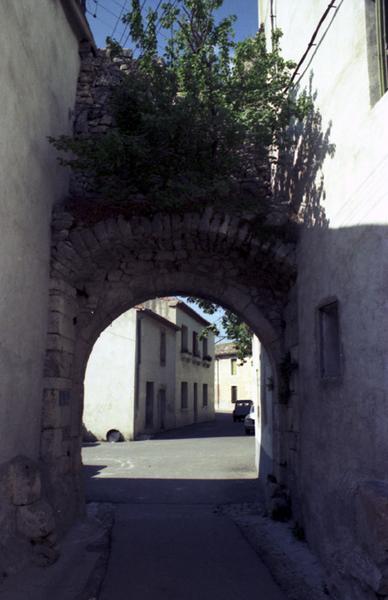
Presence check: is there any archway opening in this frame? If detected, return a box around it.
[80,294,275,510]
[44,209,296,539]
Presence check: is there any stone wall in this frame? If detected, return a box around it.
[43,202,297,532]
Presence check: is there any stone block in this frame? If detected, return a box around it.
[42,377,73,391]
[42,389,71,429]
[49,293,77,317]
[16,500,55,540]
[68,230,91,257]
[9,456,41,506]
[79,228,101,253]
[117,215,133,240]
[41,428,64,462]
[44,350,74,379]
[93,221,109,243]
[46,334,75,354]
[47,311,75,340]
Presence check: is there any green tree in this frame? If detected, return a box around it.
[51,0,310,214]
[188,298,252,361]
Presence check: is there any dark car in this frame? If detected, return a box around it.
[232,400,253,422]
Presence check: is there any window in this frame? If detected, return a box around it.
[231,358,237,375]
[145,382,154,428]
[192,331,200,357]
[202,383,208,407]
[181,381,188,409]
[160,330,166,366]
[202,336,208,358]
[194,383,198,412]
[376,0,388,93]
[319,300,341,379]
[181,325,188,352]
[231,385,238,403]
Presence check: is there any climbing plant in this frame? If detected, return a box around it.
[51,0,311,215]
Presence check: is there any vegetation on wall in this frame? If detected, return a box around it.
[51,0,310,217]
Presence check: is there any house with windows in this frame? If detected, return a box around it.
[83,298,215,440]
[143,298,215,428]
[214,343,254,412]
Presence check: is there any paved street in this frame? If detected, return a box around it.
[82,413,287,599]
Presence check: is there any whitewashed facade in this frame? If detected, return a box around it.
[83,299,215,440]
[260,3,388,598]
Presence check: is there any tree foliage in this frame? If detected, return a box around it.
[51,0,310,214]
[188,297,252,361]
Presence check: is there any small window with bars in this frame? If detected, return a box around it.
[181,325,188,352]
[192,331,200,357]
[160,330,166,366]
[181,382,188,409]
[231,385,238,403]
[202,384,208,407]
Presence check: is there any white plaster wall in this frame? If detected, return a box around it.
[262,1,388,595]
[134,313,177,436]
[83,310,137,440]
[264,0,388,228]
[0,1,80,463]
[214,353,254,412]
[171,305,215,427]
[252,339,273,480]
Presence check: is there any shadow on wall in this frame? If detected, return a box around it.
[273,74,336,228]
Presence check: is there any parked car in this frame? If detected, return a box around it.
[232,400,253,422]
[244,405,256,435]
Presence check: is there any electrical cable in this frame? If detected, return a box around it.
[111,0,129,38]
[86,6,112,28]
[285,1,338,93]
[90,0,121,20]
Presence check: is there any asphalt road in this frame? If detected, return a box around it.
[82,413,286,600]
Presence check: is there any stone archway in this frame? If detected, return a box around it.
[41,207,297,529]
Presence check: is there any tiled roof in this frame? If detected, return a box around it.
[215,342,238,357]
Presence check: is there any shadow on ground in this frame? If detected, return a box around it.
[152,411,248,440]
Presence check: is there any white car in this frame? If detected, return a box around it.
[244,405,256,435]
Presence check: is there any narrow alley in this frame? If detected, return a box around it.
[82,414,286,599]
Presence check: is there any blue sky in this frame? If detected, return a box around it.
[85,0,259,49]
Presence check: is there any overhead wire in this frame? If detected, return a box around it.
[86,5,112,29]
[284,1,338,93]
[90,0,121,20]
[111,0,129,38]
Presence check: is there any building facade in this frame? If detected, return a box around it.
[143,298,216,428]
[83,298,215,440]
[0,0,93,578]
[214,343,254,412]
[259,2,388,599]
